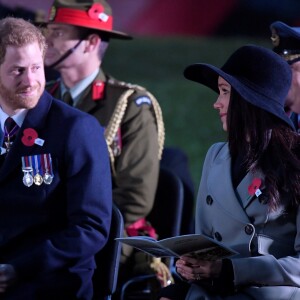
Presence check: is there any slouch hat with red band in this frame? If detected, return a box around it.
[42,0,131,40]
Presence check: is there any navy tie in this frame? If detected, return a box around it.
[63,91,73,106]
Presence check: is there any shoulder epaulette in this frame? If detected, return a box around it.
[107,78,135,89]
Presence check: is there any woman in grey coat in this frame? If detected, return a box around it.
[160,44,300,299]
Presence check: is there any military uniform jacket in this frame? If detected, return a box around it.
[186,142,300,300]
[46,69,160,227]
[0,91,112,296]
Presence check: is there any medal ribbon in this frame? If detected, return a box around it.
[32,155,41,177]
[41,154,53,176]
[21,156,34,187]
[21,156,33,172]
[3,117,19,152]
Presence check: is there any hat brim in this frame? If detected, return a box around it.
[184,64,295,130]
[270,21,300,40]
[34,20,132,40]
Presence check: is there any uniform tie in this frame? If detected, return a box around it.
[3,117,19,152]
[62,91,73,106]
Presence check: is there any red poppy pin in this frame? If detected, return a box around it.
[88,3,108,22]
[248,178,262,197]
[21,128,38,146]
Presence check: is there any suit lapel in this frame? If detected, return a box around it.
[0,92,52,181]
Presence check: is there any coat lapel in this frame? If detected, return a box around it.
[207,144,250,223]
[0,92,52,181]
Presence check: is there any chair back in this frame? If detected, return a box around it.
[93,205,124,300]
[147,167,184,239]
[160,147,195,234]
[119,167,185,300]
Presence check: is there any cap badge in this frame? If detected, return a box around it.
[49,6,57,22]
[88,3,109,22]
[271,29,280,47]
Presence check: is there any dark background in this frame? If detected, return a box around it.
[1,0,300,38]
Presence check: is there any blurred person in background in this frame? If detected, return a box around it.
[39,0,167,292]
[270,21,300,132]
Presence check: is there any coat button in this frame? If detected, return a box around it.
[214,232,222,241]
[245,224,254,235]
[206,195,213,205]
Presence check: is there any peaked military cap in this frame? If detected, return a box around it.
[41,0,132,40]
[270,21,300,64]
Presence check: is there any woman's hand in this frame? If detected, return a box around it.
[176,256,222,281]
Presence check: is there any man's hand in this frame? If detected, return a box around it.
[0,264,16,293]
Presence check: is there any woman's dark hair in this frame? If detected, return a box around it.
[227,89,300,210]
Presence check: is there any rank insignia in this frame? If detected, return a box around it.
[135,96,152,106]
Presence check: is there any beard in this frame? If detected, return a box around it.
[0,77,45,111]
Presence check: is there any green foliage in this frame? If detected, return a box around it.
[103,36,269,188]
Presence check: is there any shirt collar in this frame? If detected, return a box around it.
[60,68,99,105]
[0,108,28,132]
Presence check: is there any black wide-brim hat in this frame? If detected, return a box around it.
[36,0,132,40]
[184,45,294,129]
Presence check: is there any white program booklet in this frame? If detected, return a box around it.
[116,234,238,260]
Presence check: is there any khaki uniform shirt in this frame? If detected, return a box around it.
[46,69,160,228]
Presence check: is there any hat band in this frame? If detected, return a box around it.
[51,7,113,31]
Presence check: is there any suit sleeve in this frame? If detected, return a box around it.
[112,92,160,226]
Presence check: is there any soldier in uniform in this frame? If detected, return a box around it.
[270,21,300,131]
[40,0,165,291]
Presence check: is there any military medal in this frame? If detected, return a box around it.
[21,156,33,187]
[4,140,13,152]
[21,154,54,186]
[22,167,34,187]
[42,154,53,185]
[43,172,53,185]
[3,118,19,153]
[34,173,43,185]
[33,155,43,186]
[23,172,34,187]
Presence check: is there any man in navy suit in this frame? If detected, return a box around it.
[0,17,112,299]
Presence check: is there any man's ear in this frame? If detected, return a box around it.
[84,34,101,52]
